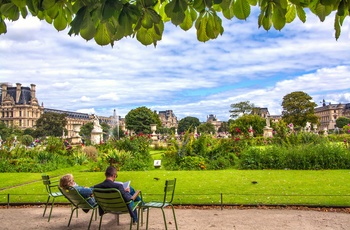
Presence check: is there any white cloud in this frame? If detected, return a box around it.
[1,12,350,122]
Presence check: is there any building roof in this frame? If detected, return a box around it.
[1,85,32,105]
[44,108,90,120]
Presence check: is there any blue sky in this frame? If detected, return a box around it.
[1,9,350,122]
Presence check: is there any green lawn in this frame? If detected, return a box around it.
[1,168,349,207]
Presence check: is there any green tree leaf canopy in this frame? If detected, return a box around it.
[35,112,68,137]
[336,116,350,129]
[229,101,255,119]
[125,106,161,134]
[0,0,347,46]
[177,116,201,133]
[281,91,318,127]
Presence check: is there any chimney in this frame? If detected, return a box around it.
[1,83,7,102]
[16,83,21,103]
[30,84,36,99]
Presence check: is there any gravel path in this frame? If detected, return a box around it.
[1,205,349,230]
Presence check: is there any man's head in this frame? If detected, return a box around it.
[105,166,117,181]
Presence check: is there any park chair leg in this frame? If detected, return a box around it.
[43,196,50,217]
[88,209,95,230]
[161,208,168,230]
[98,215,104,230]
[145,208,150,230]
[170,205,178,230]
[47,197,56,222]
[68,207,78,226]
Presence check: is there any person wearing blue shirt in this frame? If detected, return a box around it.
[59,174,97,208]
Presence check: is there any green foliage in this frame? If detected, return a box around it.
[343,124,350,134]
[45,136,66,154]
[112,125,126,139]
[79,122,93,139]
[281,91,319,127]
[72,151,89,165]
[239,143,350,169]
[163,133,237,170]
[0,122,23,141]
[177,116,201,133]
[229,101,255,119]
[197,122,216,134]
[35,112,68,137]
[125,106,161,134]
[218,121,229,133]
[100,122,110,141]
[229,114,266,136]
[19,134,33,146]
[179,156,206,170]
[82,145,98,161]
[1,0,349,46]
[336,117,350,129]
[98,134,153,170]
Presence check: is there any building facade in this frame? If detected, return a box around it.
[158,110,178,128]
[206,114,222,132]
[0,83,44,129]
[1,83,175,138]
[314,100,350,131]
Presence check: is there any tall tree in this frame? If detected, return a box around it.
[35,112,67,137]
[101,122,110,141]
[336,117,350,129]
[79,122,94,140]
[197,122,216,134]
[0,0,346,46]
[218,121,229,133]
[229,101,255,119]
[281,91,318,127]
[230,114,266,136]
[125,106,161,134]
[177,116,201,133]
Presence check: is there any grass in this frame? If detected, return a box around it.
[1,168,350,207]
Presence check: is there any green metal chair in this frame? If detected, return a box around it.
[141,178,178,230]
[58,186,98,230]
[93,188,142,230]
[41,174,63,222]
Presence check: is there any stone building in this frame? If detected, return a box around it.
[206,114,222,132]
[43,108,91,138]
[0,83,44,128]
[0,83,98,140]
[158,110,178,128]
[314,100,350,131]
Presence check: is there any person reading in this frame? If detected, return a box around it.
[93,166,141,224]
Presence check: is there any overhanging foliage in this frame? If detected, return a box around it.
[0,0,348,46]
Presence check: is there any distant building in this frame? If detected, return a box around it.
[0,83,108,139]
[0,83,43,128]
[314,100,350,130]
[206,114,222,132]
[253,107,270,118]
[158,110,178,128]
[43,108,91,137]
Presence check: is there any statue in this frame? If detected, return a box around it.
[323,128,328,136]
[92,115,102,132]
[91,114,103,144]
[248,125,253,137]
[305,122,311,132]
[265,117,270,127]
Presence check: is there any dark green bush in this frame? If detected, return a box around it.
[239,143,350,170]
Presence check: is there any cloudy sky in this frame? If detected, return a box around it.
[1,9,350,122]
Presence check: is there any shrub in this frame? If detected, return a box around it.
[83,146,98,161]
[179,156,206,170]
[239,143,350,170]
